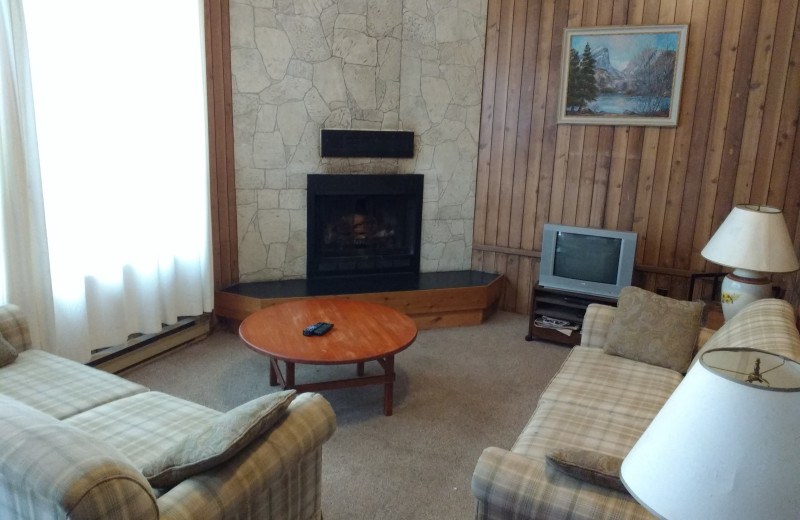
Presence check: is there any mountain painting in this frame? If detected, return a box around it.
[558,25,689,126]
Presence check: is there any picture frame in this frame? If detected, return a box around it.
[557,25,689,127]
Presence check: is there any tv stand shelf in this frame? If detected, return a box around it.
[526,283,617,346]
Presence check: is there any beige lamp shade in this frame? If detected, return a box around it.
[700,204,799,273]
[621,348,800,520]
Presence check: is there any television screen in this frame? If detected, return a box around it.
[539,223,637,298]
[554,232,621,285]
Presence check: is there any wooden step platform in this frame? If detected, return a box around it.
[215,271,504,330]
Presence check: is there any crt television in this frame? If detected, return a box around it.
[539,223,638,299]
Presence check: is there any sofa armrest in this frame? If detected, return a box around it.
[472,447,651,520]
[158,392,336,520]
[0,395,158,520]
[579,304,616,349]
[0,304,31,352]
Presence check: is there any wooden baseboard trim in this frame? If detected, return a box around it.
[214,274,504,331]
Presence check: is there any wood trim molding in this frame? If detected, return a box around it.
[205,0,237,291]
[472,243,695,278]
[473,243,542,258]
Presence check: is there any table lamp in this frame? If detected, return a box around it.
[621,347,800,520]
[700,204,799,320]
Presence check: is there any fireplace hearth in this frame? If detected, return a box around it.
[307,174,423,279]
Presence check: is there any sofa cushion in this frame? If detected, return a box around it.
[0,395,157,519]
[604,286,703,373]
[513,347,682,461]
[66,390,296,488]
[0,333,18,367]
[546,448,627,493]
[142,390,296,487]
[65,391,222,469]
[0,349,149,419]
[536,346,683,420]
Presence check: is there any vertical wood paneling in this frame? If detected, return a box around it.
[534,1,571,249]
[484,0,515,246]
[473,0,800,314]
[676,0,723,269]
[643,2,679,266]
[690,0,744,271]
[508,1,542,249]
[767,5,800,211]
[605,127,630,228]
[206,0,237,291]
[630,0,665,264]
[785,121,800,239]
[472,0,502,249]
[663,0,707,268]
[520,1,555,251]
[751,0,799,203]
[498,0,530,247]
[711,0,762,230]
[555,0,586,226]
[575,0,601,228]
[733,0,781,204]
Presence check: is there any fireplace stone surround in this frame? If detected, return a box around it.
[231,0,488,284]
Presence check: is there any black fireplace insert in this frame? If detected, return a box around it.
[307,174,423,279]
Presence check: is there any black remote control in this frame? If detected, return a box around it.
[302,322,334,336]
[313,322,333,335]
[302,323,323,336]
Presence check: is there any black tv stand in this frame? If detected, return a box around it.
[525,283,617,346]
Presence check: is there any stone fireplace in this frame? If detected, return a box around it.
[307,174,423,278]
[230,1,488,283]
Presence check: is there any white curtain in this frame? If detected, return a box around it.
[2,0,213,362]
[0,0,55,349]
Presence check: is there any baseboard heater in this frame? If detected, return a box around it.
[89,315,211,374]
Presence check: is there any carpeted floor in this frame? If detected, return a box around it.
[121,310,570,520]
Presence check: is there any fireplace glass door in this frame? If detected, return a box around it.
[307,174,423,278]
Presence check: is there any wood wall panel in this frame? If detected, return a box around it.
[205,0,238,291]
[473,0,800,314]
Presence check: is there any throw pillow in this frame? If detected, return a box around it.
[0,333,18,367]
[603,286,703,373]
[546,448,628,493]
[142,390,296,488]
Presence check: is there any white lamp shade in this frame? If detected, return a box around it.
[621,348,800,520]
[701,204,799,273]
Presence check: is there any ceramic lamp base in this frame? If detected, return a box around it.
[720,269,772,321]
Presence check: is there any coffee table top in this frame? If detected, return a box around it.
[239,298,418,364]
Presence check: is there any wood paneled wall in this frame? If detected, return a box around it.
[205,0,238,291]
[473,0,800,314]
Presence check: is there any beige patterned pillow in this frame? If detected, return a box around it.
[142,390,295,488]
[604,286,703,373]
[546,448,628,493]
[0,333,18,367]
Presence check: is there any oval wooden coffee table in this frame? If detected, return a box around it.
[239,298,418,416]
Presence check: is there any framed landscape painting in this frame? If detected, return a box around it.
[557,25,689,126]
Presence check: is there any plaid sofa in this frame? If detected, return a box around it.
[0,304,337,520]
[471,298,800,520]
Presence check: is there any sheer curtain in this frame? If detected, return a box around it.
[0,0,54,349]
[7,0,213,362]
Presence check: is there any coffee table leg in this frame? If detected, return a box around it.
[357,361,365,376]
[285,361,295,388]
[383,355,395,416]
[269,358,278,386]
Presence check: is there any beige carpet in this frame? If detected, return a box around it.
[122,310,570,520]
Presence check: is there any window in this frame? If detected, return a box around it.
[14,0,213,361]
